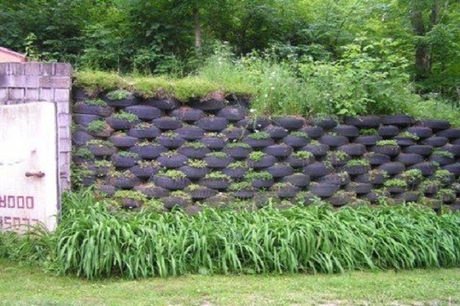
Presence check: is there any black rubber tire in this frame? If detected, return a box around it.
[300,143,330,157]
[143,98,179,110]
[189,98,226,111]
[281,174,310,188]
[153,175,191,191]
[222,127,249,140]
[422,136,448,147]
[201,136,227,150]
[204,155,234,169]
[382,115,414,126]
[73,130,94,146]
[378,162,406,175]
[312,117,337,130]
[300,126,324,139]
[217,107,246,122]
[236,117,271,130]
[128,125,161,139]
[409,162,437,176]
[271,116,305,130]
[303,162,332,178]
[403,145,433,156]
[378,125,400,137]
[263,125,289,139]
[157,135,186,149]
[157,153,188,168]
[130,164,161,179]
[332,125,359,138]
[418,119,450,131]
[178,146,211,159]
[176,126,205,140]
[309,183,339,198]
[74,114,102,127]
[153,117,183,130]
[243,137,275,149]
[171,107,205,122]
[266,164,294,178]
[196,116,229,132]
[248,155,276,169]
[129,144,167,159]
[179,166,209,179]
[395,153,424,166]
[319,135,349,147]
[282,135,310,148]
[353,135,382,146]
[263,144,294,158]
[344,115,382,128]
[125,105,161,121]
[437,128,460,139]
[407,126,433,139]
[337,143,366,156]
[73,102,113,117]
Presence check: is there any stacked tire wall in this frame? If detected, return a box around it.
[72,89,460,211]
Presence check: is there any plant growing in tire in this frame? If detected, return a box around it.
[128,122,161,139]
[74,163,96,187]
[105,89,137,107]
[130,140,167,159]
[130,160,161,179]
[229,181,255,199]
[399,169,423,190]
[201,132,227,150]
[436,188,456,204]
[372,140,401,156]
[204,152,234,169]
[179,159,209,179]
[73,147,94,164]
[433,169,455,187]
[328,190,355,207]
[92,160,114,177]
[247,151,276,169]
[395,131,419,146]
[309,182,339,198]
[109,132,138,148]
[325,151,350,168]
[196,115,229,132]
[342,159,371,176]
[111,151,140,168]
[270,182,301,198]
[86,119,113,137]
[157,131,185,149]
[108,170,141,189]
[356,169,388,185]
[243,131,274,148]
[222,124,249,140]
[107,111,139,130]
[222,161,249,179]
[429,150,455,166]
[185,184,217,200]
[162,191,192,210]
[74,98,112,117]
[282,131,310,148]
[384,179,407,194]
[135,182,170,199]
[245,171,274,189]
[199,171,232,190]
[223,142,253,159]
[86,139,118,157]
[419,180,441,196]
[152,169,191,190]
[300,140,329,157]
[266,163,294,178]
[113,190,147,210]
[286,151,314,168]
[157,151,188,168]
[178,141,210,158]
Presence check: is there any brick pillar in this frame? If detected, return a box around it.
[0,62,72,192]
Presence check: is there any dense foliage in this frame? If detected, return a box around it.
[1,0,459,105]
[1,190,459,279]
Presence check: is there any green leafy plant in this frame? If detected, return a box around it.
[398,131,419,140]
[206,152,228,159]
[227,161,248,169]
[107,89,131,100]
[226,142,251,149]
[289,131,309,138]
[204,172,231,180]
[432,150,454,159]
[87,139,113,147]
[384,179,407,189]
[87,120,107,133]
[138,160,160,168]
[360,129,378,136]
[118,151,139,158]
[113,111,138,123]
[346,159,370,167]
[244,171,273,181]
[75,148,94,159]
[229,181,252,191]
[247,132,271,140]
[188,159,208,168]
[376,140,398,147]
[248,151,266,162]
[85,99,107,107]
[292,151,314,159]
[158,170,186,179]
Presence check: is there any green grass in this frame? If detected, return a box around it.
[0,259,459,305]
[2,190,459,280]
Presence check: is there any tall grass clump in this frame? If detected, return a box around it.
[2,189,459,279]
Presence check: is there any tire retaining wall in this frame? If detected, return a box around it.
[72,89,460,211]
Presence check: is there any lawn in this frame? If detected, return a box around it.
[0,259,458,306]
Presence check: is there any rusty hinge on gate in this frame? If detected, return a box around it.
[25,171,45,178]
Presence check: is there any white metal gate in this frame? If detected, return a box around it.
[0,102,59,231]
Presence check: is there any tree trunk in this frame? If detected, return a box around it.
[194,8,202,55]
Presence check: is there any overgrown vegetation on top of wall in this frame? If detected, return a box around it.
[1,190,459,279]
[74,44,460,125]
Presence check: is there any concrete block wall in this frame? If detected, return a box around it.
[0,62,72,191]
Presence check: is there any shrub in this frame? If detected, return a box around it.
[433,150,454,159]
[292,151,314,159]
[113,111,138,123]
[384,179,407,188]
[244,171,273,181]
[376,140,398,147]
[346,159,370,167]
[248,151,266,162]
[247,132,271,140]
[85,99,107,107]
[360,129,378,136]
[188,159,208,168]
[107,89,131,100]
